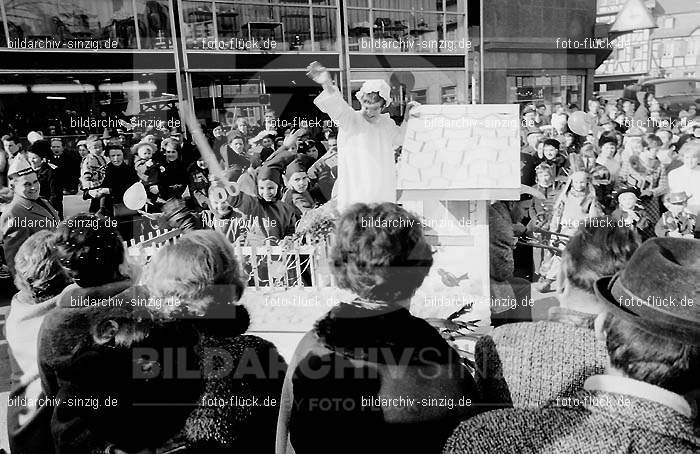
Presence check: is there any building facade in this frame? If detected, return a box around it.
[595,0,700,99]
[0,0,598,139]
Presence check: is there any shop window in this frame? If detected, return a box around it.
[632,46,643,60]
[411,89,427,103]
[506,75,584,109]
[184,1,338,52]
[663,41,673,57]
[137,0,172,49]
[347,1,465,53]
[441,85,457,104]
[183,1,215,49]
[3,0,138,48]
[352,70,463,119]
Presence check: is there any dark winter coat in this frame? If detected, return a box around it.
[158,159,189,200]
[276,300,478,454]
[183,304,287,453]
[37,280,136,454]
[187,162,211,210]
[227,191,300,241]
[35,163,63,215]
[101,162,139,204]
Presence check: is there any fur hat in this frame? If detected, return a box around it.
[594,238,700,345]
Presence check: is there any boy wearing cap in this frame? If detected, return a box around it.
[612,187,650,236]
[282,159,317,214]
[26,140,63,219]
[0,156,60,275]
[655,192,696,238]
[306,61,419,211]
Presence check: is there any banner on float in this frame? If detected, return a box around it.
[397,104,520,201]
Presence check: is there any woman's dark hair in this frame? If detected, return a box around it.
[603,313,699,395]
[560,217,640,293]
[53,213,126,287]
[331,203,433,302]
[78,312,203,451]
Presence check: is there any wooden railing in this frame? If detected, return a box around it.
[123,226,335,289]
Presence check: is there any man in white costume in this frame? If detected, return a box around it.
[306,61,419,211]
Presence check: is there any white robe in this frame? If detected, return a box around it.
[314,88,401,212]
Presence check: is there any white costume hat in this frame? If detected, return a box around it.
[354,79,392,107]
[8,155,34,178]
[27,131,44,144]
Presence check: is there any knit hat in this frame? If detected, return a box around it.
[535,162,554,176]
[257,165,282,185]
[286,159,308,177]
[543,138,560,149]
[594,238,700,345]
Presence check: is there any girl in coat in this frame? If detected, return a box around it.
[276,203,478,454]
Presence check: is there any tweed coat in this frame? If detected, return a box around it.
[443,388,699,453]
[475,315,608,410]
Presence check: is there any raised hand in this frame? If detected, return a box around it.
[306,61,331,85]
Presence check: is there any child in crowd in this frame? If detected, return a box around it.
[596,135,621,178]
[158,140,188,200]
[80,135,109,213]
[539,171,603,293]
[528,163,559,280]
[204,177,246,242]
[306,61,419,211]
[132,142,163,206]
[307,140,338,203]
[187,153,211,211]
[225,166,300,243]
[26,139,63,218]
[237,155,263,197]
[612,187,650,235]
[528,163,558,232]
[537,138,568,185]
[550,171,602,236]
[282,159,317,214]
[259,134,276,162]
[655,191,696,238]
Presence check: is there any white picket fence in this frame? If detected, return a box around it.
[123,226,336,289]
